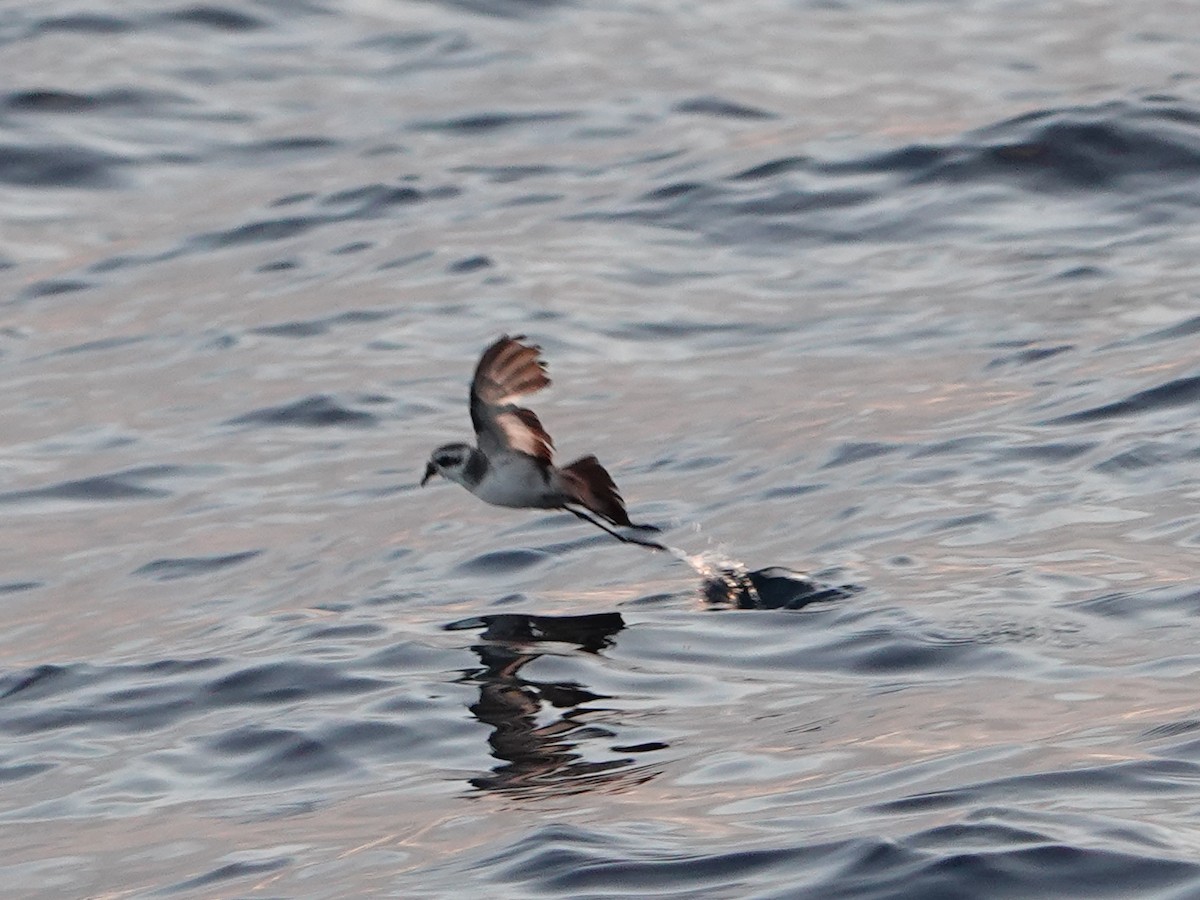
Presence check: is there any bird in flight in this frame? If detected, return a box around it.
[421,335,664,550]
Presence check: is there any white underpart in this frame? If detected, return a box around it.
[469,454,563,509]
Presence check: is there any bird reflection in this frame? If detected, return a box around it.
[444,612,663,795]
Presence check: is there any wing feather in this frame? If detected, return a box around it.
[470,335,554,464]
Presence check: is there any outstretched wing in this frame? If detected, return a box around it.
[469,335,554,464]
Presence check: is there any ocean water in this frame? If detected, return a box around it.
[3,0,1200,896]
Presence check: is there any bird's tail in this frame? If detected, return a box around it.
[560,455,658,531]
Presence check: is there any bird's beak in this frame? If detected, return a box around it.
[421,462,437,486]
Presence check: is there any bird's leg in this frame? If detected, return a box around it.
[563,506,667,552]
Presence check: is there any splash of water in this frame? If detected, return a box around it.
[651,524,854,610]
[653,529,763,607]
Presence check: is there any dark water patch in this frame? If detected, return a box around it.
[298,622,386,641]
[153,5,266,31]
[642,180,708,201]
[320,183,423,212]
[33,13,133,34]
[164,854,293,895]
[0,466,187,507]
[431,0,569,18]
[0,581,40,594]
[205,660,385,705]
[997,441,1095,463]
[905,842,1197,900]
[88,249,180,273]
[1093,441,1179,474]
[355,29,460,53]
[249,308,393,339]
[729,187,872,216]
[356,391,394,404]
[986,344,1073,368]
[475,821,1200,899]
[1043,373,1200,425]
[456,163,563,183]
[672,454,730,472]
[932,511,996,532]
[870,788,969,815]
[912,821,1048,851]
[238,136,336,155]
[600,167,887,245]
[42,335,146,356]
[379,251,435,271]
[252,320,327,338]
[192,184,429,252]
[18,278,92,300]
[607,98,1200,247]
[0,658,224,734]
[604,318,745,338]
[1069,585,1200,623]
[5,89,97,113]
[606,263,720,287]
[673,96,776,120]
[506,190,564,204]
[1127,314,1200,345]
[911,99,1200,192]
[269,191,315,206]
[0,143,125,188]
[332,240,372,255]
[198,331,238,352]
[1056,265,1106,279]
[447,254,492,273]
[132,550,262,581]
[317,718,431,758]
[483,825,811,894]
[0,761,53,783]
[732,155,811,180]
[875,758,1200,817]
[413,110,575,133]
[760,482,824,500]
[823,143,951,177]
[256,259,298,272]
[0,656,390,744]
[822,441,901,469]
[195,215,317,248]
[203,725,354,781]
[215,136,340,165]
[454,549,552,576]
[909,435,996,458]
[1143,719,1200,740]
[226,394,378,428]
[361,28,494,78]
[0,663,72,701]
[828,627,992,675]
[656,604,1025,679]
[2,88,186,114]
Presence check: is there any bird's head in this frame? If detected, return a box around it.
[421,442,474,488]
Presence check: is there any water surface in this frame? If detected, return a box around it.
[2,0,1200,896]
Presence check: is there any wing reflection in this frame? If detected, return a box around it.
[444,612,664,795]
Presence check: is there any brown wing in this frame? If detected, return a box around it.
[469,335,554,463]
[559,455,634,527]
